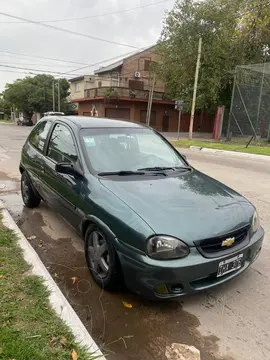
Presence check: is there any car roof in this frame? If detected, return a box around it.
[43,116,147,129]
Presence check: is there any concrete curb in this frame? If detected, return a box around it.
[189,146,270,161]
[0,201,105,360]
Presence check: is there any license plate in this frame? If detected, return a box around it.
[217,254,244,277]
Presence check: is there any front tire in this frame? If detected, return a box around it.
[84,224,122,291]
[21,172,41,208]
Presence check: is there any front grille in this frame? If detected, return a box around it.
[195,225,250,258]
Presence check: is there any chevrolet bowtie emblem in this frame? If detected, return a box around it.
[222,237,235,247]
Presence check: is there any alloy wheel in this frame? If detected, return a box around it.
[87,230,110,279]
[21,178,29,204]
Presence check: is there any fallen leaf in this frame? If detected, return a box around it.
[27,235,36,240]
[60,336,68,346]
[71,349,78,360]
[122,301,133,309]
[0,275,4,279]
[49,336,57,344]
[71,277,78,284]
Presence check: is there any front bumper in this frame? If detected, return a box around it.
[115,227,264,299]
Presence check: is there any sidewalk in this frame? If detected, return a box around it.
[171,138,270,157]
[0,201,105,360]
[162,132,212,141]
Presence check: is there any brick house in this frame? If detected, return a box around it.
[70,45,214,133]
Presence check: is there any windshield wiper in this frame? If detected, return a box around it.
[138,166,192,172]
[174,166,192,171]
[98,170,146,176]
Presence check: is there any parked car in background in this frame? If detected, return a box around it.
[17,116,33,126]
[19,116,264,299]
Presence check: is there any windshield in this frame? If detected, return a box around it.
[81,127,186,173]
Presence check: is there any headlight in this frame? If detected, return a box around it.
[146,236,189,260]
[252,211,260,233]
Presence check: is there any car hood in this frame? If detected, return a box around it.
[99,170,254,245]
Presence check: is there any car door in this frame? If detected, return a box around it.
[23,120,52,194]
[42,122,83,230]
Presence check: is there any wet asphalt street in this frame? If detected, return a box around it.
[0,123,269,360]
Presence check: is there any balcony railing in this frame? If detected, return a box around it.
[84,86,166,101]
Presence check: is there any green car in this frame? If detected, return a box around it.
[20,116,264,299]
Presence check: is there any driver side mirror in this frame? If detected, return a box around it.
[55,162,83,178]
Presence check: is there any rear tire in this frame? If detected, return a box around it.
[21,171,41,208]
[84,224,122,291]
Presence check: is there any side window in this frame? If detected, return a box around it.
[47,124,78,164]
[29,121,52,153]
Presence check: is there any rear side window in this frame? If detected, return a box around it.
[47,123,78,163]
[29,121,52,152]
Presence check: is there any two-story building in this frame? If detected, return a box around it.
[70,75,99,101]
[70,45,214,133]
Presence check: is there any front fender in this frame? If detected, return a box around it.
[81,215,117,241]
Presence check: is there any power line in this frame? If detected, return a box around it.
[0,0,171,24]
[0,64,84,76]
[59,48,147,76]
[0,47,152,79]
[0,48,143,76]
[0,69,43,76]
[0,52,149,78]
[0,48,141,75]
[0,45,196,85]
[0,60,78,68]
[0,49,89,66]
[0,11,139,49]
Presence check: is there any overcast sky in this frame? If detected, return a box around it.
[0,0,174,91]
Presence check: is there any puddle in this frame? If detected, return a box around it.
[0,192,229,360]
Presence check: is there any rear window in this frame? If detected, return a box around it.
[29,121,52,153]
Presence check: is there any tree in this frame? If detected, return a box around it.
[0,95,11,116]
[238,0,270,59]
[3,74,70,118]
[157,0,270,112]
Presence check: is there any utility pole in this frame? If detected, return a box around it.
[189,37,202,140]
[146,74,156,126]
[52,81,55,111]
[57,78,61,112]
